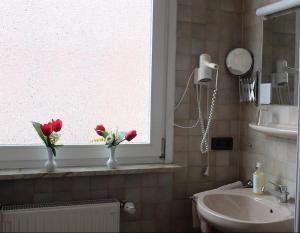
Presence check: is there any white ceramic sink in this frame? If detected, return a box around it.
[249,123,297,139]
[195,188,294,232]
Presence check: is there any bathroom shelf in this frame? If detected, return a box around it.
[249,123,297,140]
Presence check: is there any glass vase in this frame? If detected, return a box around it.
[106,146,118,169]
[45,147,57,172]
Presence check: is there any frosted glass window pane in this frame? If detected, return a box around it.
[0,0,152,145]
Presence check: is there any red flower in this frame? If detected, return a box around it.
[95,124,106,136]
[52,119,63,132]
[40,122,53,136]
[125,130,137,141]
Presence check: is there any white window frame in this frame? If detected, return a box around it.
[0,0,177,169]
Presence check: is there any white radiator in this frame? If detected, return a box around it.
[1,200,120,233]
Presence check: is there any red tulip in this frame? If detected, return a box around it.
[125,130,137,141]
[40,122,53,136]
[95,124,106,136]
[52,119,63,132]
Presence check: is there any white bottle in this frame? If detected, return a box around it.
[253,162,265,195]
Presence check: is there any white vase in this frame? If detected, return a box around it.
[106,146,118,169]
[45,147,57,172]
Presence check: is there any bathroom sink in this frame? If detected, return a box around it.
[195,188,294,232]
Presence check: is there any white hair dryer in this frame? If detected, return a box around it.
[174,53,219,177]
[273,59,288,86]
[194,54,219,84]
[273,59,299,86]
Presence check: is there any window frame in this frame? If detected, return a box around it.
[0,0,177,169]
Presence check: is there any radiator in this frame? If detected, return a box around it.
[0,200,120,233]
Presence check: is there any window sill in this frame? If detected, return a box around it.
[0,164,181,181]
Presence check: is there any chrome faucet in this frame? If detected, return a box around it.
[243,179,253,188]
[268,181,289,203]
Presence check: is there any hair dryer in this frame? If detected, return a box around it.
[194,54,219,84]
[273,59,299,86]
[174,53,219,177]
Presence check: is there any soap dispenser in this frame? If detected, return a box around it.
[253,162,265,195]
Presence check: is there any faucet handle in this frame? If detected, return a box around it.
[243,179,253,188]
[279,185,288,193]
[268,181,288,193]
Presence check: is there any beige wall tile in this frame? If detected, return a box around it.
[220,0,242,13]
[177,22,192,39]
[240,0,298,198]
[174,103,189,120]
[216,166,231,182]
[216,151,230,166]
[177,4,192,23]
[191,0,207,24]
[173,0,244,213]
[174,152,189,167]
[174,136,188,152]
[177,38,192,55]
[188,152,203,167]
[176,55,191,71]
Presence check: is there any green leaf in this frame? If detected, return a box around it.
[113,131,126,146]
[31,121,47,145]
[46,136,52,147]
[113,140,120,146]
[118,131,126,139]
[101,131,109,139]
[105,139,115,148]
[50,146,56,157]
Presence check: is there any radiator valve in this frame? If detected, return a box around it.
[120,201,136,215]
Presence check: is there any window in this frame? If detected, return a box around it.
[0,0,176,168]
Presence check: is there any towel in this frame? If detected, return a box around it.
[192,181,243,232]
[216,181,243,190]
[192,200,200,228]
[193,181,243,200]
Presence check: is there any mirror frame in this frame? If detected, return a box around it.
[225,47,254,78]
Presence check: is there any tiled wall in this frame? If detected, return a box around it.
[173,0,242,228]
[240,0,298,197]
[1,1,244,233]
[3,1,299,233]
[0,173,174,232]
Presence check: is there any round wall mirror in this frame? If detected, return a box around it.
[225,48,254,77]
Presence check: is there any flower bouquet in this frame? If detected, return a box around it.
[94,124,137,169]
[32,119,63,171]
